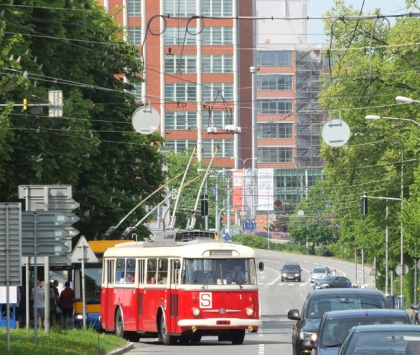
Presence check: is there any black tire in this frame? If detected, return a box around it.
[231,329,245,345]
[297,277,301,282]
[190,333,202,343]
[281,278,284,282]
[159,313,176,345]
[115,308,124,338]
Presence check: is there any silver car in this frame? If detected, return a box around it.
[310,266,331,283]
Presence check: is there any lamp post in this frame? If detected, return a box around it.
[366,113,420,301]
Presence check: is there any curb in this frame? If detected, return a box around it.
[106,342,134,355]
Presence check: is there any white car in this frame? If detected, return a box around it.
[310,266,331,283]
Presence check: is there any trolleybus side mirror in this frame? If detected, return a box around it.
[258,262,264,271]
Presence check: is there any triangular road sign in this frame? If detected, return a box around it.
[71,236,98,263]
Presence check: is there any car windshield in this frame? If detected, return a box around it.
[347,332,420,354]
[313,268,327,273]
[307,296,387,319]
[283,265,299,271]
[321,317,411,347]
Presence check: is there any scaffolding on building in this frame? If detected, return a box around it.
[295,49,325,168]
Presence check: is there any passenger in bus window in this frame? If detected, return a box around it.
[226,264,248,284]
[118,272,125,283]
[147,273,156,284]
[126,273,134,283]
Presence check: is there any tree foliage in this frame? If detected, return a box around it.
[307,0,420,293]
[0,0,165,240]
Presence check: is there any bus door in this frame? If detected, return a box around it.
[143,258,158,331]
[103,259,115,328]
[169,259,181,332]
[137,259,145,330]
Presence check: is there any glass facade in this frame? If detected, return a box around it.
[257,123,292,139]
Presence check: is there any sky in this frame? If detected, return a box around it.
[308,0,410,43]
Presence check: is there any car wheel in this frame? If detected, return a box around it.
[298,277,301,282]
[281,278,284,282]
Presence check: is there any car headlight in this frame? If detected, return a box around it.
[294,273,300,277]
[246,307,254,316]
[192,307,200,316]
[282,273,287,276]
[299,331,316,341]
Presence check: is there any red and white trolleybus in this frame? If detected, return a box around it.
[100,230,264,345]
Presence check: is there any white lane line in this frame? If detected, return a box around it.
[258,344,264,354]
[258,324,263,337]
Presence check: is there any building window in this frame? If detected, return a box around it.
[165,111,197,130]
[127,27,142,45]
[256,51,292,66]
[205,111,232,128]
[202,83,233,101]
[258,148,293,163]
[127,0,142,17]
[131,83,142,103]
[165,55,197,74]
[257,99,292,114]
[202,55,233,73]
[165,83,197,101]
[164,0,196,16]
[165,140,197,153]
[257,75,292,90]
[201,27,233,45]
[257,123,292,138]
[202,139,234,157]
[164,27,197,45]
[201,0,233,16]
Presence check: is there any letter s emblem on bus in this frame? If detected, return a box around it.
[199,292,212,308]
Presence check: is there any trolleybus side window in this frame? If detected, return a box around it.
[116,258,126,283]
[158,258,168,284]
[106,260,115,284]
[138,259,145,284]
[126,258,135,283]
[147,259,157,284]
[170,259,181,284]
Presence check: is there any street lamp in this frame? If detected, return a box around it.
[365,115,420,127]
[396,96,420,104]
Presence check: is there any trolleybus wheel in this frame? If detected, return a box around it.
[115,308,124,338]
[159,313,176,345]
[190,333,202,343]
[231,329,245,345]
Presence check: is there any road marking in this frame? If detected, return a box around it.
[258,344,264,354]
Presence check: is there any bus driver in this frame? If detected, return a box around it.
[226,264,247,284]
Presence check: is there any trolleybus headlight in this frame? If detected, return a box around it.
[75,313,83,320]
[246,307,254,316]
[192,307,200,316]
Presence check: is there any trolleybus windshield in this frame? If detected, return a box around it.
[182,258,257,285]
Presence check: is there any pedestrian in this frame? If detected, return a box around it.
[52,280,61,325]
[31,280,45,328]
[332,269,337,276]
[59,281,74,328]
[49,282,58,326]
[16,286,26,329]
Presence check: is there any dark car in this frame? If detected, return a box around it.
[281,262,302,282]
[287,288,390,355]
[313,276,352,289]
[312,309,411,355]
[337,324,420,355]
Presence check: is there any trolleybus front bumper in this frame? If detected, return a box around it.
[178,319,261,327]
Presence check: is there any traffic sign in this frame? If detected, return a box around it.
[22,241,69,256]
[18,185,72,199]
[61,226,79,238]
[22,211,69,226]
[61,212,80,225]
[0,203,22,287]
[396,264,409,276]
[22,227,69,241]
[28,198,80,211]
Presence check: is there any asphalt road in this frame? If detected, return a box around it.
[124,249,375,355]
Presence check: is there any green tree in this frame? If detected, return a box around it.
[0,0,165,240]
